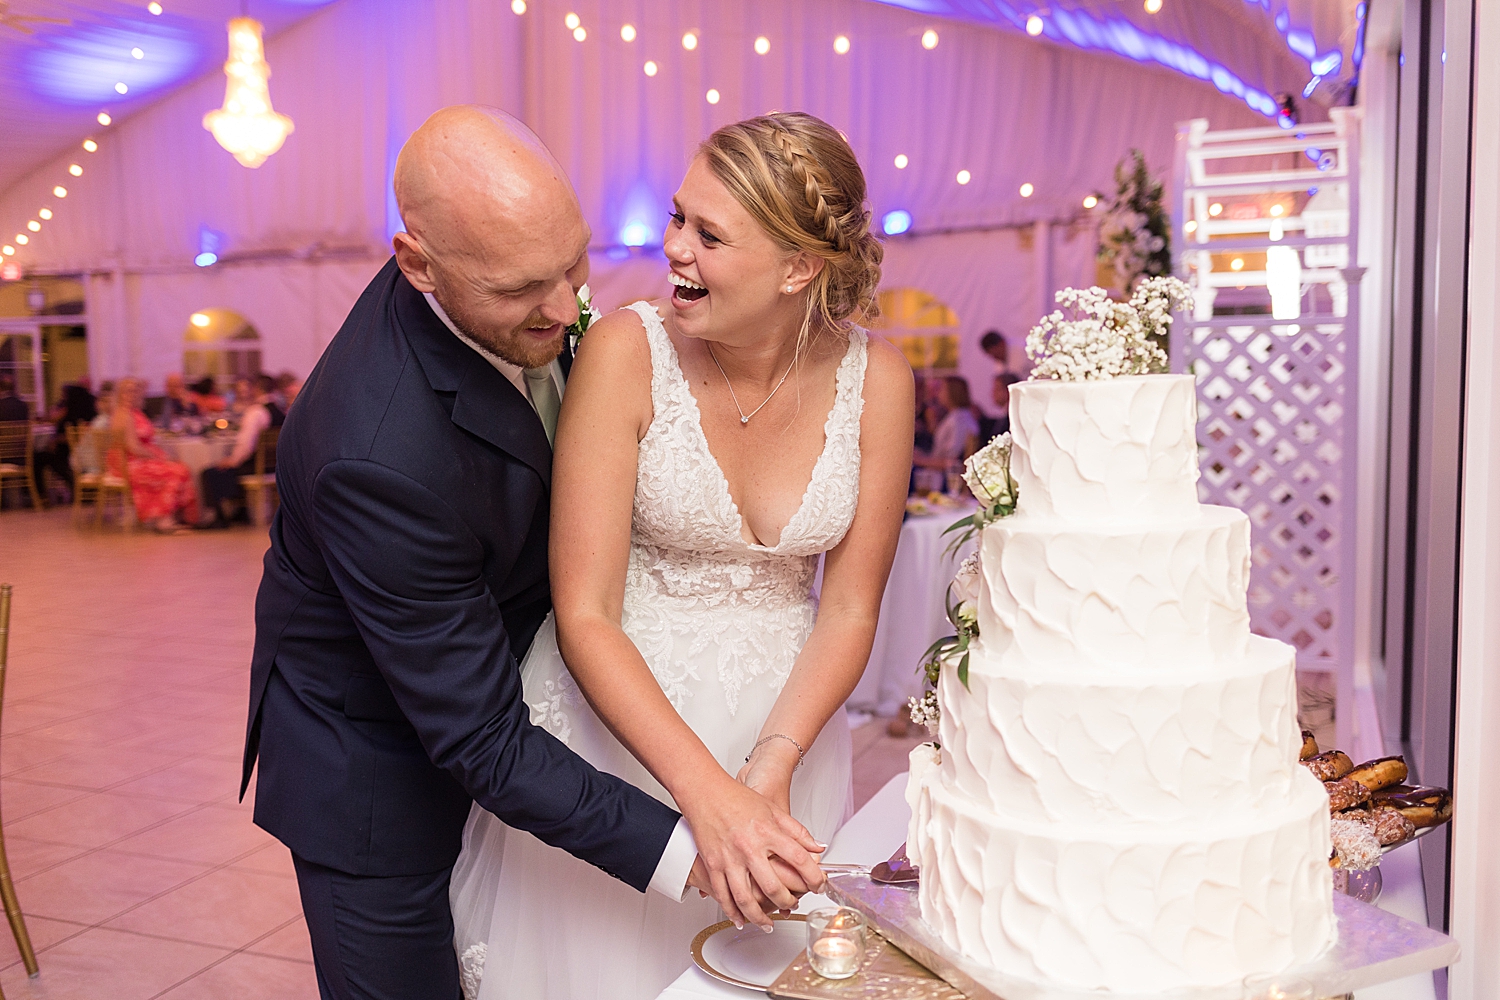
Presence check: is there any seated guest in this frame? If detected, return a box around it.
[108,378,199,533]
[982,371,1022,441]
[190,376,227,414]
[33,381,97,498]
[273,370,302,410]
[0,374,28,422]
[914,376,981,473]
[158,373,200,424]
[228,377,256,417]
[199,374,285,528]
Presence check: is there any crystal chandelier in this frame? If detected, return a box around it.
[202,17,294,168]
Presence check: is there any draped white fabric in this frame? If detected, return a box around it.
[1,0,1261,388]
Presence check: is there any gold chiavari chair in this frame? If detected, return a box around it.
[66,424,105,523]
[238,427,280,526]
[95,428,137,529]
[0,422,42,513]
[0,584,41,990]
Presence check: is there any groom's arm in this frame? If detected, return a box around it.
[310,457,682,892]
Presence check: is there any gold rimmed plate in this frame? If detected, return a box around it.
[691,913,808,992]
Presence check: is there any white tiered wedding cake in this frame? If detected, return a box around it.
[906,373,1335,997]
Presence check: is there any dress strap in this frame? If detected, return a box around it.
[623,301,685,411]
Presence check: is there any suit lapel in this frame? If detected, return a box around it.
[394,272,553,482]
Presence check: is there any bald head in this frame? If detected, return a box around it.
[392,105,591,369]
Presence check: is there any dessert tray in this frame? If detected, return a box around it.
[823,871,1460,1000]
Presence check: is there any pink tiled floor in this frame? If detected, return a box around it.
[0,509,924,997]
[0,511,316,999]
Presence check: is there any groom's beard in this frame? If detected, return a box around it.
[438,291,566,370]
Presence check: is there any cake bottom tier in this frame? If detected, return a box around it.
[908,758,1335,995]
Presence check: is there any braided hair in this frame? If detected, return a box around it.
[699,112,883,352]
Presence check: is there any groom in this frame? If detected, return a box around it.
[242,107,821,1000]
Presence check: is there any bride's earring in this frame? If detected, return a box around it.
[786,285,794,293]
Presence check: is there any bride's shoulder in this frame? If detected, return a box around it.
[572,303,658,366]
[857,332,915,400]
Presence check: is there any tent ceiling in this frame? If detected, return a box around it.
[0,0,1360,199]
[870,0,1360,115]
[0,0,337,193]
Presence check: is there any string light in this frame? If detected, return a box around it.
[921,29,939,49]
[1270,203,1286,217]
[1083,194,1099,208]
[643,60,658,76]
[1145,0,1163,12]
[27,221,40,232]
[114,82,129,94]
[564,12,580,30]
[706,89,720,104]
[2,247,13,257]
[97,112,112,126]
[131,46,145,59]
[894,154,909,169]
[38,209,52,220]
[15,235,28,245]
[1026,15,1045,36]
[68,164,83,177]
[1019,182,1034,197]
[82,139,98,152]
[511,0,526,13]
[572,26,586,41]
[1230,257,1245,271]
[1209,202,1224,216]
[1184,220,1198,233]
[833,35,851,54]
[620,24,635,41]
[754,35,770,55]
[147,1,162,12]
[53,186,68,198]
[956,169,971,185]
[682,31,698,50]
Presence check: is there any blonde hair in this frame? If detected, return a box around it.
[699,112,883,350]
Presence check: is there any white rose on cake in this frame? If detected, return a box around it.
[962,433,1016,511]
[950,552,982,635]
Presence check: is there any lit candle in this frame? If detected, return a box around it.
[810,936,859,979]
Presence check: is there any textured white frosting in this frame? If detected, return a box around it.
[976,505,1253,672]
[938,636,1298,824]
[910,371,1335,994]
[908,759,1334,995]
[1010,375,1200,523]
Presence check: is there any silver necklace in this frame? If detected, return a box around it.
[705,342,796,425]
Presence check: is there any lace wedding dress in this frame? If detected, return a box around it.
[449,302,868,1000]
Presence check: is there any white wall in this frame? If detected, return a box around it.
[1448,1,1500,996]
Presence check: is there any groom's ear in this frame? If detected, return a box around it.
[393,232,439,293]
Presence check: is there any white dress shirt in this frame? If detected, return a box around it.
[423,293,699,901]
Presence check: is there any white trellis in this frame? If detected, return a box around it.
[1172,109,1364,750]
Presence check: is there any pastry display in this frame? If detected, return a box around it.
[1303,749,1354,782]
[1347,755,1409,791]
[1374,784,1454,829]
[1298,750,1453,864]
[1324,776,1371,812]
[1300,730,1320,760]
[906,374,1334,996]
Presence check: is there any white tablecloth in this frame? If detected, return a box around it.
[847,505,977,718]
[156,433,237,502]
[654,773,912,1000]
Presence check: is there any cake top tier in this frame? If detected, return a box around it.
[1011,374,1200,522]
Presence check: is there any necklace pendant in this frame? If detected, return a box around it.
[741,415,750,425]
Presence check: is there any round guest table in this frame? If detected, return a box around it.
[846,501,977,718]
[156,432,237,503]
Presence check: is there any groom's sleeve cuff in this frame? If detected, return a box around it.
[648,817,698,901]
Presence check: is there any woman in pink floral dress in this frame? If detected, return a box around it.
[108,378,199,532]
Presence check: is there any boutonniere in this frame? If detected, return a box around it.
[566,284,602,353]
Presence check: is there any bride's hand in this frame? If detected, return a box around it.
[735,736,800,816]
[680,774,826,931]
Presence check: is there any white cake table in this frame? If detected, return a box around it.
[654,773,1450,1000]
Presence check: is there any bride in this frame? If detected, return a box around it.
[449,111,914,1000]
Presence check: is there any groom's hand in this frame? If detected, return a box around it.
[682,778,827,931]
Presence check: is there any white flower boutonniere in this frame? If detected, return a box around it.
[565,283,602,353]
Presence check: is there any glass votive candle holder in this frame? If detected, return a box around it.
[1242,973,1315,1000]
[806,906,866,980]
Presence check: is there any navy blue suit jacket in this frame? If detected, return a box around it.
[242,258,679,887]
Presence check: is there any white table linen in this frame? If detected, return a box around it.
[653,774,912,1000]
[848,505,977,718]
[156,432,237,502]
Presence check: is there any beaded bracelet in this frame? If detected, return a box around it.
[745,733,807,771]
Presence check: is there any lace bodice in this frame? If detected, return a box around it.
[620,301,867,714]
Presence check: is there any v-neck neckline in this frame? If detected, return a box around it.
[655,318,854,553]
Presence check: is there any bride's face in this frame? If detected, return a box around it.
[663,156,811,344]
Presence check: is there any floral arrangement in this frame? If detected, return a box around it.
[1096,149,1172,291]
[565,283,601,353]
[910,434,1019,734]
[1025,277,1192,381]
